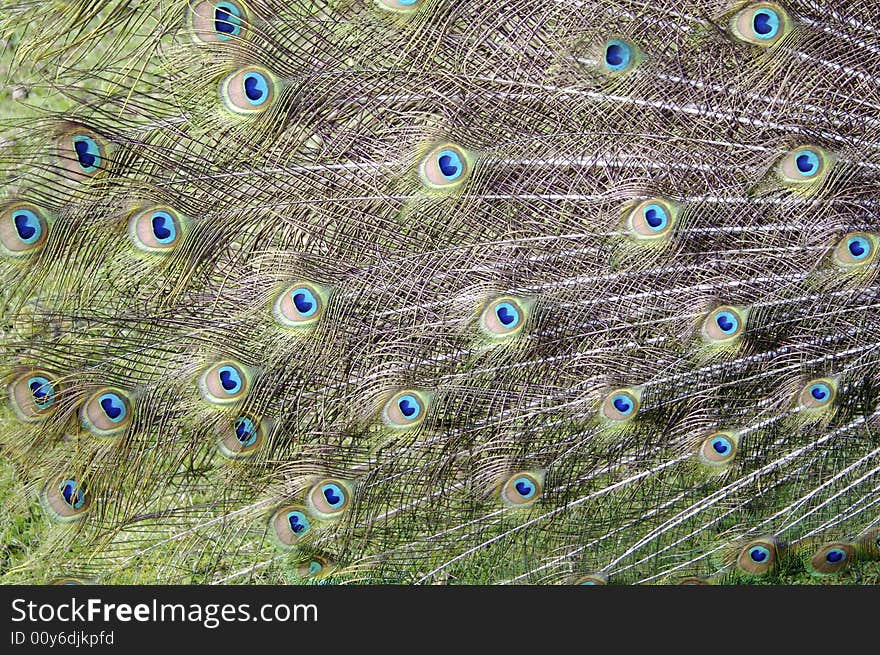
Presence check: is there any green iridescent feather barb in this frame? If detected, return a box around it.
[0,0,878,585]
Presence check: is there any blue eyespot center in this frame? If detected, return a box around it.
[72,135,101,172]
[397,394,421,420]
[749,545,770,563]
[243,72,269,105]
[214,2,242,38]
[233,417,257,446]
[847,237,870,260]
[98,393,127,423]
[809,383,830,402]
[286,510,310,535]
[291,288,318,317]
[12,209,42,244]
[513,477,536,499]
[28,376,55,409]
[59,479,85,509]
[218,366,243,393]
[437,149,463,180]
[711,437,731,455]
[795,150,820,177]
[753,9,780,39]
[321,484,345,508]
[604,40,632,71]
[825,548,846,564]
[643,204,668,230]
[611,394,634,415]
[715,311,739,335]
[495,302,520,328]
[150,211,177,244]
[307,560,323,575]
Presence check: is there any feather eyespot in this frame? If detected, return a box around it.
[500,471,544,507]
[221,67,276,114]
[190,1,247,43]
[271,504,313,547]
[807,543,855,576]
[298,555,334,579]
[57,127,108,179]
[1,204,49,256]
[701,306,746,344]
[480,296,529,339]
[80,388,133,437]
[856,528,880,559]
[833,232,877,269]
[198,361,253,405]
[777,146,832,187]
[697,431,739,468]
[626,199,678,241]
[215,414,266,458]
[382,390,430,430]
[574,574,608,585]
[418,143,472,189]
[7,370,59,422]
[736,537,779,575]
[42,477,91,522]
[600,388,641,422]
[798,378,836,410]
[376,0,423,12]
[603,39,637,73]
[307,479,353,519]
[50,578,88,585]
[128,207,185,253]
[730,2,791,46]
[273,282,326,328]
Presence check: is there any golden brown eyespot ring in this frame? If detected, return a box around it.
[376,0,423,13]
[833,232,877,269]
[41,477,91,522]
[499,471,544,507]
[777,145,832,187]
[701,306,746,343]
[220,66,276,114]
[215,414,267,459]
[56,125,109,180]
[600,388,641,422]
[729,2,792,47]
[418,143,472,189]
[381,390,430,429]
[80,387,133,437]
[626,198,678,241]
[697,431,739,468]
[198,361,252,405]
[7,370,59,422]
[807,542,856,576]
[270,504,313,547]
[307,478,353,519]
[190,1,248,43]
[128,206,186,253]
[0,203,50,257]
[479,296,528,339]
[273,282,325,328]
[797,378,836,410]
[736,537,779,575]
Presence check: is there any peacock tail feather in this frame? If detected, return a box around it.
[0,0,878,585]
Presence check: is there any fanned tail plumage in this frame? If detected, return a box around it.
[1,0,879,584]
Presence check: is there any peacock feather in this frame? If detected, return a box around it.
[0,0,879,585]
